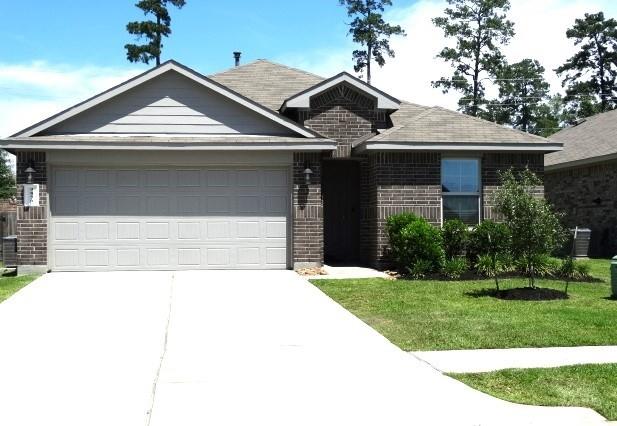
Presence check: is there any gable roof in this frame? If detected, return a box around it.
[280,72,400,111]
[11,60,319,139]
[546,109,617,169]
[210,60,324,111]
[356,105,562,152]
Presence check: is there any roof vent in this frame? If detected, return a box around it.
[233,52,241,67]
[573,118,587,126]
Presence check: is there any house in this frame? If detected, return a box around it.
[545,110,617,258]
[0,59,561,274]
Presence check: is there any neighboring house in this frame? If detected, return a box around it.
[545,110,617,258]
[0,59,560,273]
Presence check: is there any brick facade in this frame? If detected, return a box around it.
[358,152,545,268]
[0,198,16,213]
[292,152,324,267]
[482,153,544,221]
[297,84,388,158]
[361,152,442,267]
[16,151,48,269]
[545,160,617,258]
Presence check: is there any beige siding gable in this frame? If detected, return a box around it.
[43,71,297,136]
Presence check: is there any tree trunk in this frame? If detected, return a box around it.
[367,44,372,86]
[594,34,606,111]
[156,15,161,66]
[471,13,483,117]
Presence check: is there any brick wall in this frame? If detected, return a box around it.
[359,152,545,267]
[360,152,442,267]
[545,160,617,258]
[16,151,48,268]
[482,153,544,220]
[298,84,388,158]
[0,198,16,213]
[293,152,323,267]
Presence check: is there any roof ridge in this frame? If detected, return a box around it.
[429,106,549,142]
[210,59,324,80]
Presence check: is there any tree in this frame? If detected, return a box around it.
[432,0,515,117]
[492,59,551,134]
[125,0,186,66]
[495,169,566,288]
[556,12,617,117]
[0,150,15,200]
[339,0,406,85]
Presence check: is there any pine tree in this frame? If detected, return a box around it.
[125,0,186,66]
[0,150,15,200]
[432,0,514,117]
[556,12,617,117]
[339,0,406,85]
[492,59,551,134]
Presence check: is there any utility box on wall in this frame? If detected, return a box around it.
[23,184,40,207]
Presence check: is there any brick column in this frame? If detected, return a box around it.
[16,151,48,274]
[292,152,323,268]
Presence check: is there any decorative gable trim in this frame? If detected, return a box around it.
[281,72,400,111]
[11,60,319,139]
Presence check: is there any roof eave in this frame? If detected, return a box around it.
[545,151,617,171]
[0,138,337,152]
[354,141,564,154]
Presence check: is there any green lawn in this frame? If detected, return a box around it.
[0,274,38,303]
[451,364,617,420]
[313,259,616,351]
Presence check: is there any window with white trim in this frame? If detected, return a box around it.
[441,158,481,225]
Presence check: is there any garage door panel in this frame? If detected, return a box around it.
[51,167,289,271]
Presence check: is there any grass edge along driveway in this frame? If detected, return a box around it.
[450,364,617,421]
[0,274,38,303]
[312,259,615,351]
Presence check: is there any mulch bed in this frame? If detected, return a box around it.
[466,287,569,301]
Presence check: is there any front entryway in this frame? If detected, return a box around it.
[322,160,361,265]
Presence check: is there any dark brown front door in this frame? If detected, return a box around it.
[323,160,361,264]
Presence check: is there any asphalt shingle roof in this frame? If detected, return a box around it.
[546,109,617,167]
[369,105,550,144]
[210,60,324,111]
[210,60,556,147]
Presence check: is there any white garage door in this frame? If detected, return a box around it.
[50,166,290,271]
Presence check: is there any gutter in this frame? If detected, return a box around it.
[353,141,564,154]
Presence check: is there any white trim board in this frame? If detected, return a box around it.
[11,60,318,139]
[354,142,563,153]
[281,72,400,111]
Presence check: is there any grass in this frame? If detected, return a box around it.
[312,259,616,351]
[451,364,617,420]
[0,273,37,303]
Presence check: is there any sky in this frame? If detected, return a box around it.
[1,0,617,139]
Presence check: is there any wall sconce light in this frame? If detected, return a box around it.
[25,166,36,184]
[303,163,314,184]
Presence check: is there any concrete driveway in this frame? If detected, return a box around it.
[0,271,606,426]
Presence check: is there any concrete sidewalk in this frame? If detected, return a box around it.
[413,346,617,373]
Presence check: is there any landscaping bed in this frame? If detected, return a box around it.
[450,364,617,421]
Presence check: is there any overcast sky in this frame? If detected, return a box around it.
[1,0,616,139]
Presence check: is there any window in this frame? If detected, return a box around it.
[441,158,480,225]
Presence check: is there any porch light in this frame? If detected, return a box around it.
[303,164,313,184]
[25,166,36,184]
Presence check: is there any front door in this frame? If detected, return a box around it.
[323,160,360,264]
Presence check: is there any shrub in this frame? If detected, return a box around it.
[495,168,567,288]
[386,213,445,273]
[559,258,592,294]
[476,254,513,291]
[407,259,434,279]
[468,220,511,262]
[442,219,469,260]
[515,254,559,279]
[442,257,468,280]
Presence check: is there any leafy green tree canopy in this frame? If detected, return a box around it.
[339,0,406,85]
[495,169,566,288]
[0,150,15,200]
[432,0,515,117]
[556,12,617,117]
[491,59,551,134]
[125,0,186,66]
